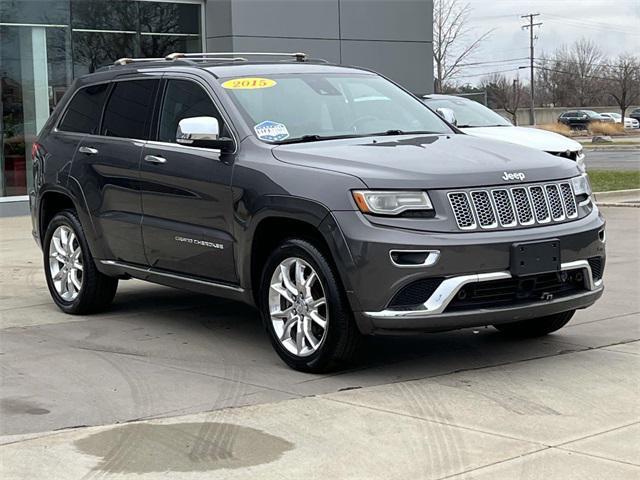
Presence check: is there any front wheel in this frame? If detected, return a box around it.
[259,238,360,373]
[494,310,575,337]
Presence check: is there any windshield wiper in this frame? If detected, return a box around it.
[457,124,510,128]
[276,134,362,145]
[371,129,438,136]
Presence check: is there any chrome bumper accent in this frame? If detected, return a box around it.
[363,260,600,319]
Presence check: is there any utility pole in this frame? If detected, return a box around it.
[521,13,542,125]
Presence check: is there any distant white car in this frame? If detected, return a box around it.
[422,94,585,169]
[600,112,639,129]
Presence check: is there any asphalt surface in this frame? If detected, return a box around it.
[585,149,640,171]
[1,208,639,479]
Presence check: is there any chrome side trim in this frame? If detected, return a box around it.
[100,260,244,292]
[389,249,440,268]
[363,260,599,319]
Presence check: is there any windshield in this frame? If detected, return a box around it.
[423,97,512,127]
[219,73,452,143]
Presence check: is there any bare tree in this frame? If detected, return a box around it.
[432,0,492,93]
[482,74,528,125]
[606,54,640,120]
[569,39,605,106]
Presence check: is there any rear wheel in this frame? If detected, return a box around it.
[43,210,118,314]
[259,238,360,372]
[494,310,575,337]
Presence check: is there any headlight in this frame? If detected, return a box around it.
[571,173,592,197]
[352,190,433,215]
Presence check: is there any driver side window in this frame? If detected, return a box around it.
[158,80,226,144]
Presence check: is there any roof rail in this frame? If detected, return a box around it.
[114,57,166,65]
[166,52,308,62]
[112,51,315,67]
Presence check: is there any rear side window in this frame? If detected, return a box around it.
[102,80,159,139]
[58,83,109,134]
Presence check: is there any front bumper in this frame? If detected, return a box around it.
[321,207,606,335]
[356,261,603,334]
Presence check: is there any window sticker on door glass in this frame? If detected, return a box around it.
[221,78,277,89]
[254,121,290,142]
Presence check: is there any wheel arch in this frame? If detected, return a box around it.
[240,196,358,310]
[38,187,104,260]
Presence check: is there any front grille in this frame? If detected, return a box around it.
[448,181,578,231]
[588,256,604,281]
[388,277,444,309]
[446,270,587,312]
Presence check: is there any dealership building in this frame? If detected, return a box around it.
[0,0,433,203]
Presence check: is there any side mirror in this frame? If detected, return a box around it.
[176,116,234,151]
[436,107,457,126]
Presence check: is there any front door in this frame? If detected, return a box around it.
[140,77,237,283]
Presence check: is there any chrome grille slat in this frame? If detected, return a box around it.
[510,187,535,225]
[449,181,581,231]
[448,192,476,230]
[529,185,551,223]
[545,184,565,221]
[470,191,497,228]
[560,182,578,218]
[491,189,517,227]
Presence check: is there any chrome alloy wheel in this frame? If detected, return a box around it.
[268,257,328,357]
[49,225,83,302]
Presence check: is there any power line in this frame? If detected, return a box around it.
[544,14,640,34]
[458,57,529,67]
[521,13,542,125]
[545,17,640,36]
[449,67,522,79]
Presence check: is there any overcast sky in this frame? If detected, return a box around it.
[453,0,640,85]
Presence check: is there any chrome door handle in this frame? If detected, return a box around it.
[144,155,167,164]
[78,146,98,155]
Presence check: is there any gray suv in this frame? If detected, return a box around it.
[30,52,605,372]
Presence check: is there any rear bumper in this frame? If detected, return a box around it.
[355,261,603,335]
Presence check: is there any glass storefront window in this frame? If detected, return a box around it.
[0,0,203,198]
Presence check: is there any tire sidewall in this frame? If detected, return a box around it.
[43,210,90,313]
[259,239,349,371]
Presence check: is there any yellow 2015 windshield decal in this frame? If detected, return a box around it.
[221,78,277,90]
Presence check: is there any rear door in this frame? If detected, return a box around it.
[140,76,237,283]
[73,77,160,265]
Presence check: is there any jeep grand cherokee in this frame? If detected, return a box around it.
[30,52,605,372]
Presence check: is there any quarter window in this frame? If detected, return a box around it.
[158,80,224,144]
[58,83,109,134]
[102,79,159,139]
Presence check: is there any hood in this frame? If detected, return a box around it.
[460,125,582,153]
[272,133,581,190]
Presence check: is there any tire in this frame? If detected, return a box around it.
[494,310,575,337]
[259,238,360,373]
[43,209,118,314]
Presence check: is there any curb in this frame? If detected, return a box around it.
[594,188,640,200]
[583,146,640,151]
[598,202,640,208]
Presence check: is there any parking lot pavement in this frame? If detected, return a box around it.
[1,206,639,479]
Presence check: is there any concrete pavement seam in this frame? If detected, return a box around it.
[322,396,549,448]
[551,420,640,450]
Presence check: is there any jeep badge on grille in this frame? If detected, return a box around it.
[502,171,526,181]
